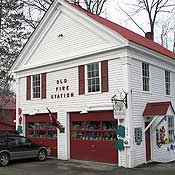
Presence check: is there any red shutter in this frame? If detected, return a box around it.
[41,73,46,99]
[26,76,31,100]
[101,60,108,92]
[78,65,85,95]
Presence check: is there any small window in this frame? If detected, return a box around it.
[87,62,100,93]
[168,116,174,143]
[165,70,170,95]
[142,62,150,92]
[32,74,41,98]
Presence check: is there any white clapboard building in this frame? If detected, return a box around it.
[11,0,175,168]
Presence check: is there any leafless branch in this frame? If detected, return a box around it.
[119,6,146,34]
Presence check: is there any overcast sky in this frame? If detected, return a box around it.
[104,0,175,51]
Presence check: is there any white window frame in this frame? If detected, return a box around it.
[142,62,150,92]
[85,62,101,94]
[32,74,41,99]
[165,70,171,96]
[168,116,174,143]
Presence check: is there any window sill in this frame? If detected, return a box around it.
[85,91,102,96]
[141,91,152,95]
[165,94,174,98]
[30,98,42,101]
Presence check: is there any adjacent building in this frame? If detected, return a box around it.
[11,0,175,168]
[0,96,16,131]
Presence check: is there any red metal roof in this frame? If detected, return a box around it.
[67,2,175,60]
[143,101,174,116]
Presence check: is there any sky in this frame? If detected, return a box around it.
[104,0,175,51]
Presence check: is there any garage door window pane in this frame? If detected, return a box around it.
[71,131,85,140]
[102,121,116,130]
[86,132,101,140]
[38,122,47,129]
[27,130,36,138]
[37,130,47,138]
[27,122,35,129]
[102,132,117,141]
[48,130,57,138]
[86,121,100,130]
[48,123,55,129]
[72,121,85,130]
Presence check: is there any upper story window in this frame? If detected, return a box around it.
[168,116,174,143]
[165,70,170,95]
[142,62,150,92]
[32,74,41,98]
[78,61,108,95]
[87,62,100,93]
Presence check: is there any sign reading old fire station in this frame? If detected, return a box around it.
[50,78,74,99]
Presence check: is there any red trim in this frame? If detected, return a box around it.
[145,122,151,161]
[41,73,46,99]
[67,2,175,60]
[26,76,31,100]
[78,65,85,95]
[143,101,174,116]
[101,60,108,92]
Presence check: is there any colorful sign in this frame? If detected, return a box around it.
[113,101,126,119]
[111,90,128,119]
[17,107,23,134]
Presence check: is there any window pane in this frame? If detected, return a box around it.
[168,116,174,143]
[102,121,117,130]
[87,63,100,93]
[165,70,170,95]
[27,130,36,138]
[27,122,35,129]
[86,121,100,130]
[32,74,41,98]
[71,121,85,130]
[38,130,47,138]
[142,63,149,91]
[102,132,117,141]
[86,132,101,140]
[71,131,85,140]
[48,130,57,138]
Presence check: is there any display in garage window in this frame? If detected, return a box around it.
[27,121,57,139]
[71,120,117,141]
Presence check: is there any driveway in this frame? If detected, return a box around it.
[1,158,175,175]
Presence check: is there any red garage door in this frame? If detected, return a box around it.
[70,111,118,164]
[26,114,57,157]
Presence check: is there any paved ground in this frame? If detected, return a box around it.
[1,158,175,175]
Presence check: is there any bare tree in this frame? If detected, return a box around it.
[159,13,175,49]
[118,0,175,41]
[21,0,108,30]
[21,0,53,30]
[70,0,108,15]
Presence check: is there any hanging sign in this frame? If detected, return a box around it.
[113,101,126,119]
[111,90,127,119]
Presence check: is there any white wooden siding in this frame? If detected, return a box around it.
[25,12,119,67]
[130,55,175,167]
[17,57,125,163]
